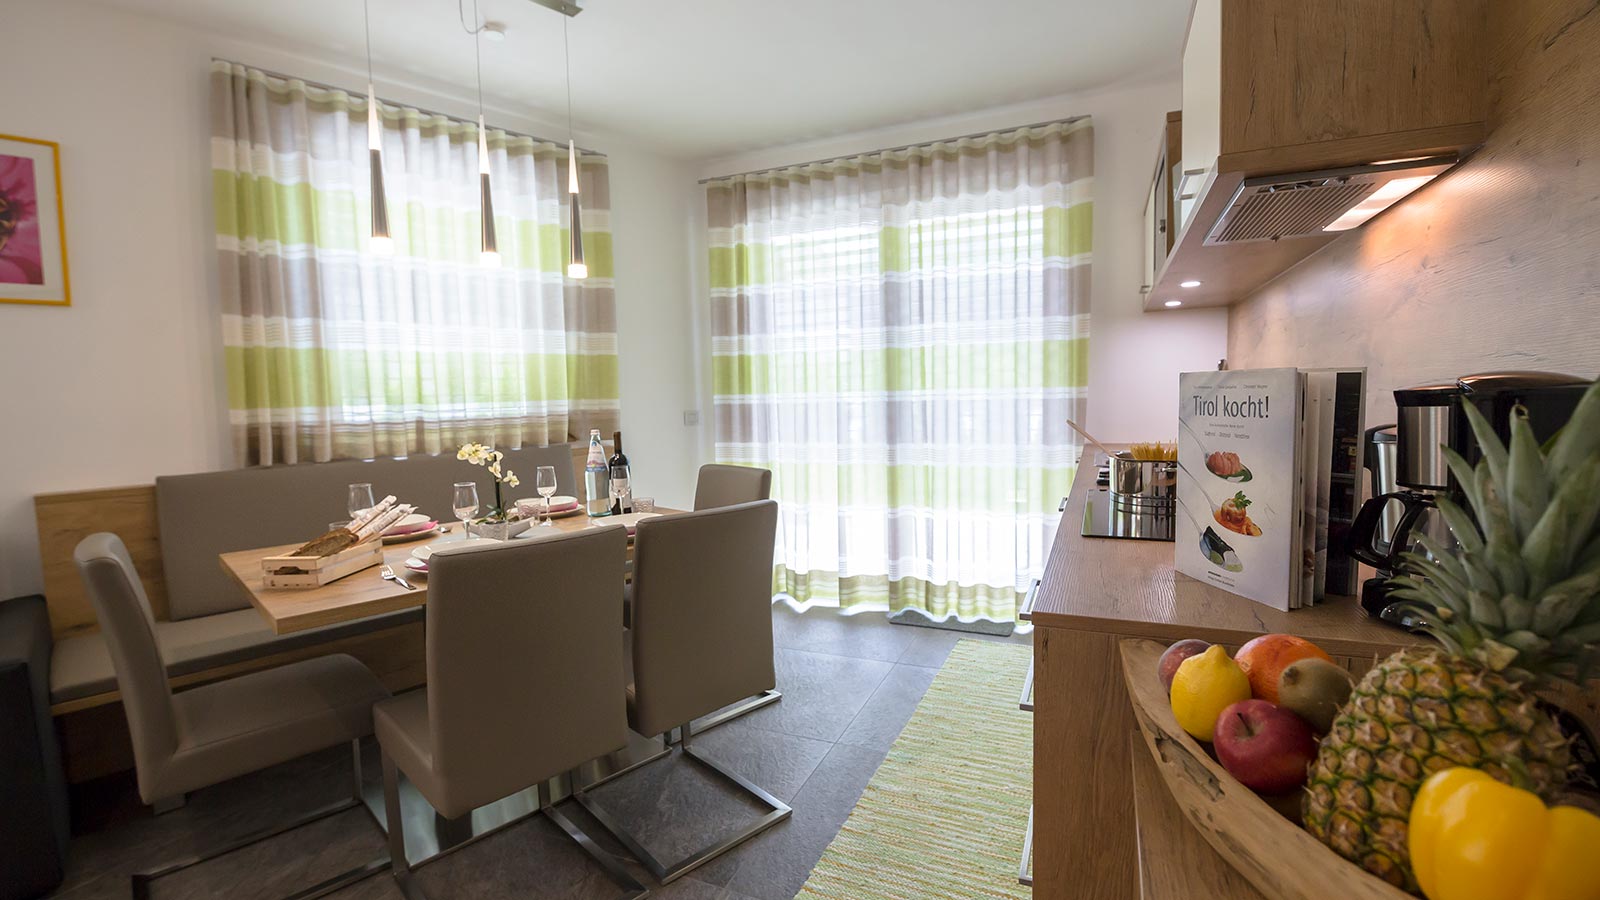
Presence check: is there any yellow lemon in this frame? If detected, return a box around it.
[1169,645,1252,741]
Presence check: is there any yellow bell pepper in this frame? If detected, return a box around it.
[1409,767,1600,900]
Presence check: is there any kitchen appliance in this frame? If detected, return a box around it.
[1394,371,1592,492]
[1348,372,1593,626]
[1204,156,1458,246]
[1082,454,1176,542]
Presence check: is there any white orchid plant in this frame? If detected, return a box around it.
[456,442,521,523]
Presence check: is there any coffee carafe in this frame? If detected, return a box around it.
[1347,371,1592,626]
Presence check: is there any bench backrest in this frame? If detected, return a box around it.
[156,446,578,621]
[35,444,589,634]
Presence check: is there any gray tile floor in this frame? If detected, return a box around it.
[49,607,1030,900]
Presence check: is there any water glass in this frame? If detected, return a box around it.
[633,497,655,514]
[535,465,559,527]
[347,483,375,519]
[452,482,480,539]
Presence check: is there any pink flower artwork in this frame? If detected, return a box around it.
[0,154,44,285]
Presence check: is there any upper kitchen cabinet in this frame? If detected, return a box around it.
[1147,0,1487,311]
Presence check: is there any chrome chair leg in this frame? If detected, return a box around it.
[380,751,647,900]
[132,741,389,900]
[681,690,782,739]
[574,720,792,885]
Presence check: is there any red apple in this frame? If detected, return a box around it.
[1158,639,1212,690]
[1212,699,1318,795]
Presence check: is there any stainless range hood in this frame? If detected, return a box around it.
[1203,156,1458,246]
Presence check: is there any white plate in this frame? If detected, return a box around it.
[402,557,429,574]
[514,495,578,510]
[606,512,663,531]
[382,524,440,545]
[411,537,499,562]
[383,513,433,535]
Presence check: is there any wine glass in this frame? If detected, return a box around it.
[535,465,558,527]
[347,483,375,520]
[452,482,480,540]
[609,464,632,515]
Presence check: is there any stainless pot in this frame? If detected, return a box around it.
[1109,452,1177,510]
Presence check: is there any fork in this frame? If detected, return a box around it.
[380,564,416,590]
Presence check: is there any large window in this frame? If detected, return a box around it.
[212,61,617,466]
[708,120,1094,624]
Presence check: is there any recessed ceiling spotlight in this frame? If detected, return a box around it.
[482,21,508,41]
[1179,280,1202,288]
[1164,300,1183,308]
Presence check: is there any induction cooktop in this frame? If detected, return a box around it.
[1080,464,1175,542]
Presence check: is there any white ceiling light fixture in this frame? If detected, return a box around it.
[1179,279,1202,288]
[1164,300,1183,308]
[470,0,499,267]
[481,21,507,41]
[363,0,392,255]
[563,16,587,280]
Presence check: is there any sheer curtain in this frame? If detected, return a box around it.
[708,120,1093,624]
[211,61,618,466]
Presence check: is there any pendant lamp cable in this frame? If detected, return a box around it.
[473,0,484,117]
[363,0,375,84]
[563,17,574,139]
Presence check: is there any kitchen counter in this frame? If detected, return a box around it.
[1028,450,1419,900]
[1031,456,1414,657]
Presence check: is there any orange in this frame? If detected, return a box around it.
[1234,634,1333,703]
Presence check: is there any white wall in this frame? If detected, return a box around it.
[688,74,1229,451]
[0,0,701,599]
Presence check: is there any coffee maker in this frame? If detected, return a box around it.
[1348,371,1593,625]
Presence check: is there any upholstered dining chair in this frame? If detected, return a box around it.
[73,533,391,899]
[575,499,790,884]
[374,528,646,900]
[691,463,772,510]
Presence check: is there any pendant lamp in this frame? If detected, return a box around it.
[473,0,499,267]
[364,0,392,255]
[563,18,586,279]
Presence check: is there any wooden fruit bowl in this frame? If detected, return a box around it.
[1119,638,1414,900]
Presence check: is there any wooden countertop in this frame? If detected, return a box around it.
[1030,451,1416,657]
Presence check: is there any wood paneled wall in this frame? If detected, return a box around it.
[1227,0,1600,418]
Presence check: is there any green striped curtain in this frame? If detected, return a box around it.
[707,120,1093,624]
[211,61,619,466]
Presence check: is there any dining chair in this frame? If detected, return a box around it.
[374,527,646,900]
[575,499,790,884]
[691,464,772,510]
[73,533,391,900]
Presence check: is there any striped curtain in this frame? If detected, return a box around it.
[211,61,618,466]
[708,120,1092,624]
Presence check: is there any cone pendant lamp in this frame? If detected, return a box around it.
[472,0,499,267]
[364,0,392,254]
[563,19,586,279]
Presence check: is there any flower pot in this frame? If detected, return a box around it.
[470,521,513,541]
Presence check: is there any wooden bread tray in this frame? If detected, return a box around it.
[260,540,383,589]
[1118,638,1413,900]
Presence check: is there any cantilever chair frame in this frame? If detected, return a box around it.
[380,753,647,900]
[573,718,790,884]
[132,741,387,900]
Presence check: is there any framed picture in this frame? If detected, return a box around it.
[0,134,70,306]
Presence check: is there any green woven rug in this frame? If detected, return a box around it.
[796,640,1034,899]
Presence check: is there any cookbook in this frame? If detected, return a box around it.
[1176,367,1365,611]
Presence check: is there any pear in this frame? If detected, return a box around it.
[1276,657,1353,734]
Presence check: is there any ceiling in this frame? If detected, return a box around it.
[97,0,1191,160]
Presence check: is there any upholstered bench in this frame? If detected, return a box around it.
[34,444,586,782]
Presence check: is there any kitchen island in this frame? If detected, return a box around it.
[1029,451,1416,899]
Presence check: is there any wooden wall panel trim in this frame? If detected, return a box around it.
[35,485,166,637]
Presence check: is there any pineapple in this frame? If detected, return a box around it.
[1304,381,1600,892]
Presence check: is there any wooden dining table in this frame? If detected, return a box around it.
[221,508,682,635]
